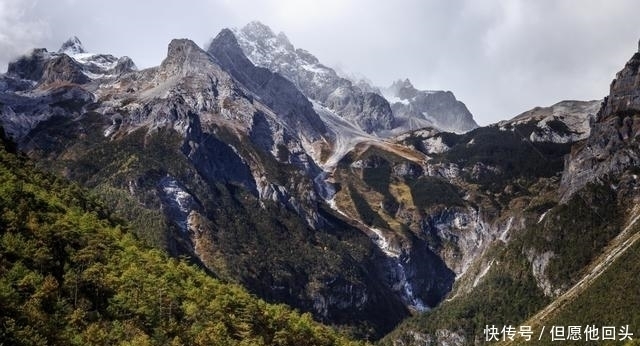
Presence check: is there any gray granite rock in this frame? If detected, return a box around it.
[560,53,640,201]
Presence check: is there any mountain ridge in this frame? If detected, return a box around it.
[231,21,478,135]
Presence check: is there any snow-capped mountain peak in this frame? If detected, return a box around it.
[58,36,86,55]
[230,22,478,135]
[240,21,277,40]
[231,21,394,134]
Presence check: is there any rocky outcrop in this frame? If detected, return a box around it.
[599,52,640,117]
[498,100,601,143]
[113,56,137,75]
[383,78,478,134]
[560,52,640,201]
[40,54,90,85]
[160,38,220,76]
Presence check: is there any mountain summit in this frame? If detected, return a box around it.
[232,21,478,135]
[232,21,395,133]
[207,29,328,142]
[58,36,86,55]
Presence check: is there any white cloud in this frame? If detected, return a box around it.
[0,0,50,71]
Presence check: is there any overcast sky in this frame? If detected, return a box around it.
[1,0,639,125]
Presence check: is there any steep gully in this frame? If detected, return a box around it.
[312,102,430,312]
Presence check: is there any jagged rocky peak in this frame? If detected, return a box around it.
[240,20,276,40]
[207,28,328,142]
[160,38,217,75]
[239,21,291,47]
[6,36,137,84]
[57,36,138,75]
[58,36,86,55]
[387,78,419,99]
[233,20,324,78]
[598,51,640,118]
[207,28,239,53]
[383,78,478,134]
[560,47,640,201]
[165,38,204,60]
[231,21,394,133]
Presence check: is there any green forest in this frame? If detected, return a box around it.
[0,131,365,346]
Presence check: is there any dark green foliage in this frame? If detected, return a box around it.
[92,185,169,249]
[537,237,640,346]
[431,126,572,191]
[276,143,290,162]
[545,119,574,135]
[408,176,464,209]
[361,156,400,214]
[0,135,366,346]
[348,185,389,229]
[362,160,391,195]
[26,114,190,248]
[401,135,427,153]
[437,132,461,148]
[526,183,622,288]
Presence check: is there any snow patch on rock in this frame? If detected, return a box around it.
[159,176,197,232]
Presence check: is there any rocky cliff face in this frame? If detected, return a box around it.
[207,29,328,145]
[560,52,640,201]
[58,36,86,55]
[383,79,478,134]
[40,54,90,85]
